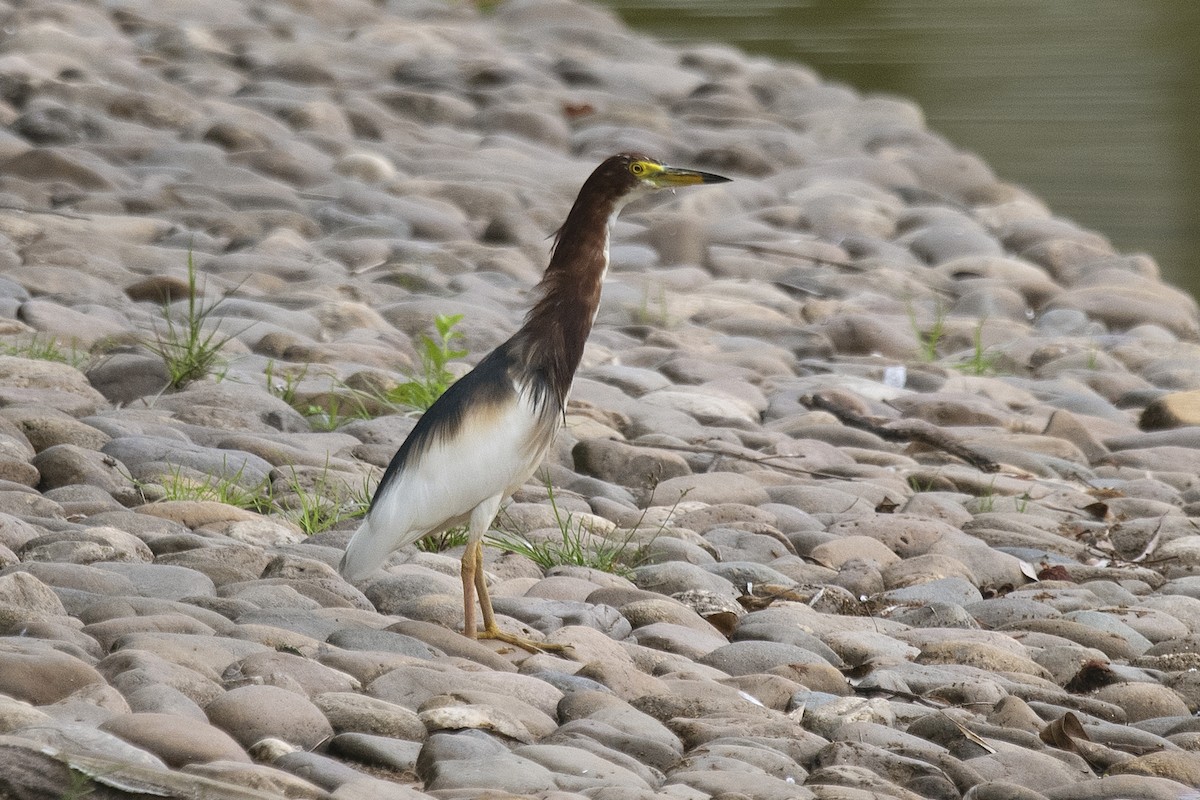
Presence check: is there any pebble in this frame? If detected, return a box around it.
[97,711,250,767]
[0,0,1193,797]
[206,684,334,749]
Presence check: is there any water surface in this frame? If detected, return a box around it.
[603,0,1200,298]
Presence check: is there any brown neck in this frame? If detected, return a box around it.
[509,195,617,406]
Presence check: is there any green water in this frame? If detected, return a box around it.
[603,0,1200,299]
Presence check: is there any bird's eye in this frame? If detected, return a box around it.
[630,162,646,175]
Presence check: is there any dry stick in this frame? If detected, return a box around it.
[0,203,91,220]
[628,439,850,481]
[807,391,1001,474]
[608,395,999,478]
[738,241,857,269]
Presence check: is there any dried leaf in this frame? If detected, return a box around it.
[1037,565,1074,582]
[941,713,996,754]
[704,611,739,638]
[1040,711,1091,751]
[875,497,900,514]
[1064,661,1118,693]
[1131,523,1164,563]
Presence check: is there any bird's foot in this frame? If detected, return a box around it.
[475,626,568,654]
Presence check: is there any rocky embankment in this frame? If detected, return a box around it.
[1,0,1200,798]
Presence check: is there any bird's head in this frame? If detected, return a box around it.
[582,152,731,210]
[623,153,731,190]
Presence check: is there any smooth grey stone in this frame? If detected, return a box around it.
[632,562,739,600]
[540,727,665,788]
[966,596,1062,628]
[12,720,165,769]
[549,717,681,772]
[699,640,836,675]
[514,742,655,792]
[233,608,360,641]
[31,444,140,502]
[362,569,460,615]
[329,732,421,772]
[489,596,632,638]
[637,536,718,566]
[1062,610,1155,653]
[889,602,980,630]
[523,669,612,695]
[43,484,125,516]
[416,729,558,793]
[102,435,273,490]
[702,529,791,564]
[732,624,845,667]
[86,353,171,404]
[882,577,983,607]
[325,627,443,660]
[3,562,139,596]
[19,527,153,566]
[702,561,797,590]
[91,562,216,600]
[206,684,333,749]
[272,750,374,790]
[124,683,208,721]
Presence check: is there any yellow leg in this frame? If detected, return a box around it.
[460,538,479,639]
[469,540,567,654]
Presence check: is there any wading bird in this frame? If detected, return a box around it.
[340,153,730,650]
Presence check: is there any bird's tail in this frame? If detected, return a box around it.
[339,516,387,583]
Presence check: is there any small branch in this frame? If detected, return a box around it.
[630,438,849,481]
[807,391,1000,474]
[0,203,91,220]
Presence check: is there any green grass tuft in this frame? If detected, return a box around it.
[276,465,373,536]
[0,334,86,367]
[263,314,467,432]
[487,480,680,577]
[144,251,236,389]
[417,527,471,553]
[157,461,273,513]
[952,320,997,376]
[153,457,373,536]
[385,313,466,411]
[908,301,946,363]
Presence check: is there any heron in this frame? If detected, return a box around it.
[340,153,730,650]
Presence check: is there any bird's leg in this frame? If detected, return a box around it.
[471,540,567,654]
[460,538,479,639]
[473,540,497,630]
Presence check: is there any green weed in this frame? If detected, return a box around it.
[953,320,997,375]
[908,301,946,362]
[265,361,378,432]
[487,480,678,577]
[264,314,467,430]
[385,313,466,411]
[0,334,85,367]
[907,474,937,493]
[154,457,373,536]
[277,465,373,535]
[145,252,237,389]
[264,360,305,408]
[61,769,94,800]
[417,527,471,553]
[303,392,375,432]
[157,461,273,513]
[631,283,672,327]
